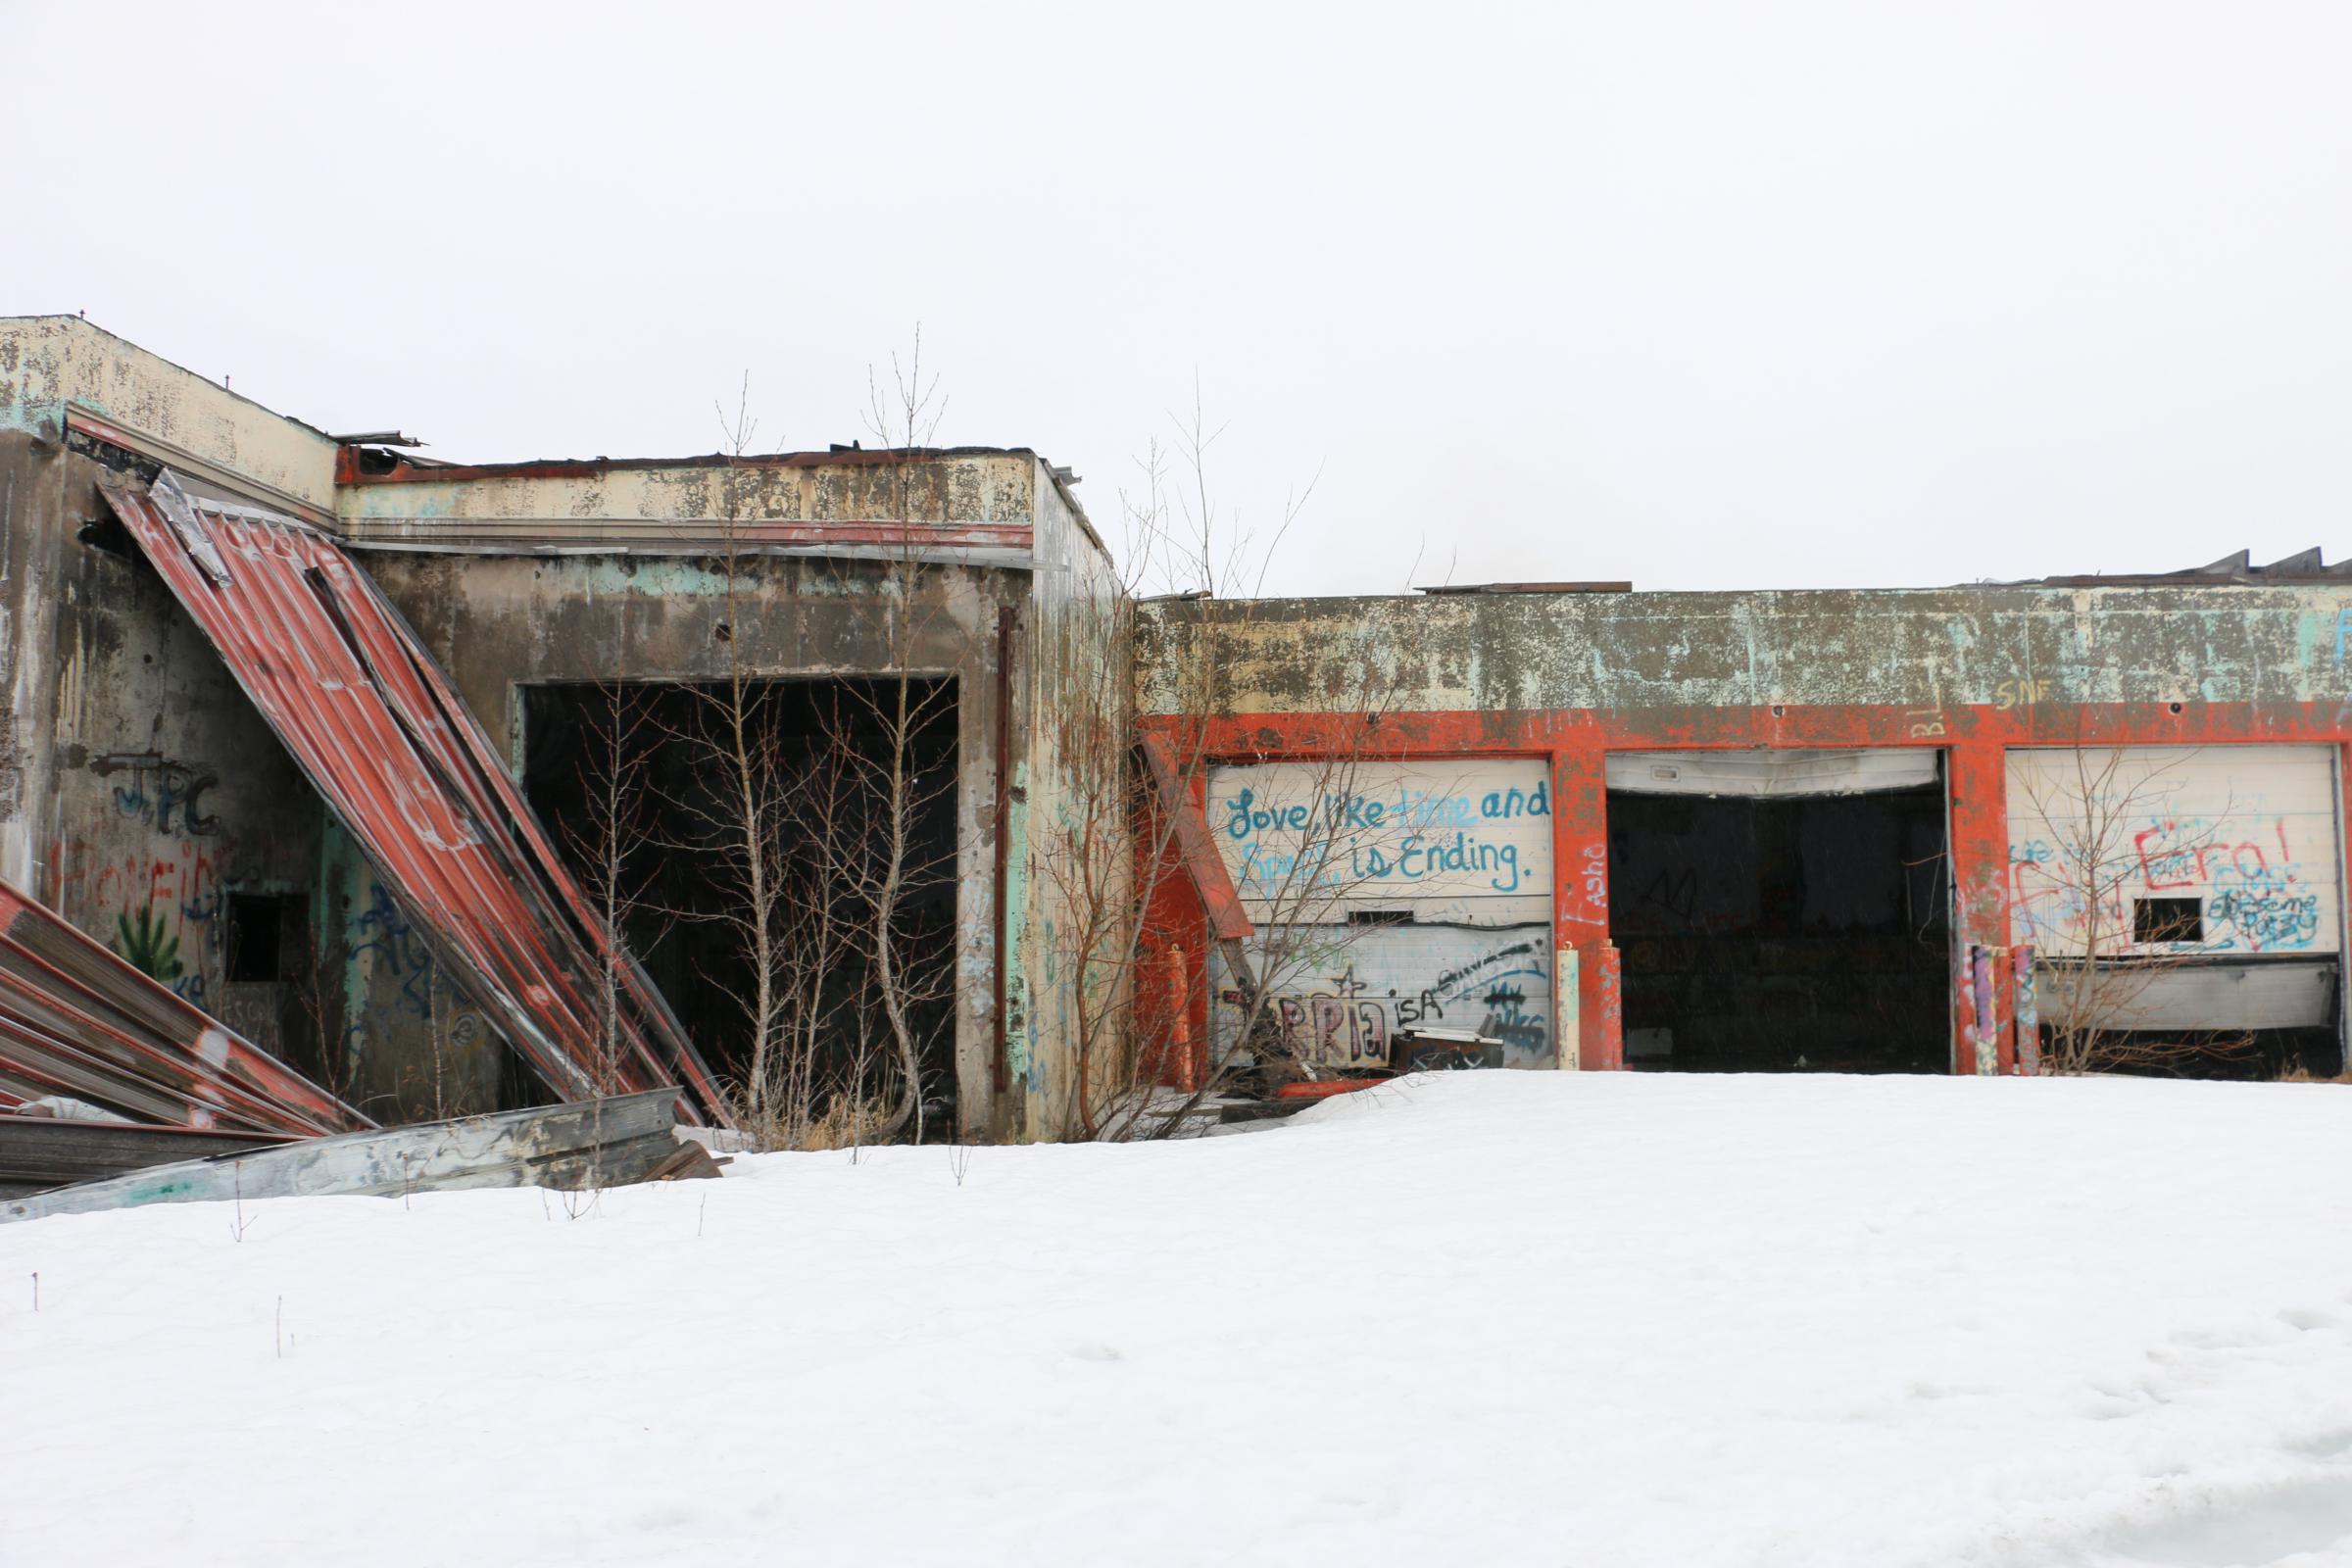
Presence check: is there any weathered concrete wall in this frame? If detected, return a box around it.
[0,337,384,1111]
[316,817,505,1121]
[1138,587,2352,718]
[0,315,339,895]
[0,431,70,891]
[360,548,1026,1132]
[0,317,337,514]
[337,452,1034,525]
[1015,463,1131,1135]
[12,443,333,1086]
[334,450,1040,556]
[0,324,350,1095]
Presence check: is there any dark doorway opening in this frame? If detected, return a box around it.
[520,676,960,1126]
[1608,783,1951,1072]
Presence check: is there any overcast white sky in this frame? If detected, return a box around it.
[6,2,2347,595]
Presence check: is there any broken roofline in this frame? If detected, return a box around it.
[331,443,1104,563]
[7,316,1103,560]
[340,445,1058,484]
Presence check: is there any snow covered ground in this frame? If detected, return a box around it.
[9,1073,2352,1567]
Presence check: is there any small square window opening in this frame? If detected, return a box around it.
[2133,896,2203,946]
[225,892,306,983]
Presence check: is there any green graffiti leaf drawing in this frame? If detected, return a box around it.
[114,902,183,983]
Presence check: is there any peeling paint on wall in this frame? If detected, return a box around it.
[0,317,336,508]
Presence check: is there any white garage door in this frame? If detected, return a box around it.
[1207,760,1557,1067]
[2007,746,2340,958]
[2006,745,2342,1027]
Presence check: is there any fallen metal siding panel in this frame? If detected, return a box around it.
[0,1118,288,1200]
[99,473,734,1129]
[0,1088,685,1222]
[0,880,368,1136]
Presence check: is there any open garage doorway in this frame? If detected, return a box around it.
[520,676,961,1132]
[1606,750,1951,1072]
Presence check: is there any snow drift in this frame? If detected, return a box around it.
[9,1072,2352,1567]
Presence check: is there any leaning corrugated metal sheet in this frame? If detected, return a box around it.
[0,879,368,1136]
[99,472,735,1129]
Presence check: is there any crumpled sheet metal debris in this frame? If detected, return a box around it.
[0,1117,290,1201]
[100,472,734,1129]
[2,1088,700,1222]
[0,878,368,1136]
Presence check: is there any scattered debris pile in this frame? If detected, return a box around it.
[0,864,718,1217]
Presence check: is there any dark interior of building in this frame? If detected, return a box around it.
[1608,785,1952,1072]
[2069,1022,2343,1081]
[521,676,960,1121]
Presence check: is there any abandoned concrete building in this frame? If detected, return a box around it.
[3,314,2350,1151]
[1136,577,2352,1084]
[0,316,1119,1141]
